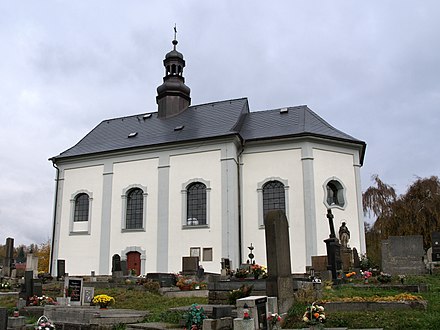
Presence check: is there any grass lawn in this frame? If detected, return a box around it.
[284,274,440,329]
[2,274,440,329]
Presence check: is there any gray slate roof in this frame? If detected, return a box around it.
[52,97,366,163]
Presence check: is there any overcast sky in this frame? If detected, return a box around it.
[1,1,439,246]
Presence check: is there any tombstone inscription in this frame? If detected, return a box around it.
[64,277,83,306]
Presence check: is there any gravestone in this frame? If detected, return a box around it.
[432,232,440,261]
[0,308,7,330]
[82,287,95,305]
[324,209,342,281]
[382,235,425,275]
[352,247,361,268]
[182,257,199,275]
[3,238,14,277]
[311,256,328,272]
[24,271,33,299]
[112,254,123,279]
[121,260,128,276]
[26,253,39,279]
[236,296,268,330]
[57,259,66,279]
[64,277,83,306]
[264,210,294,313]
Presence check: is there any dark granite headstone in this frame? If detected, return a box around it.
[0,308,7,330]
[432,232,440,261]
[57,259,66,279]
[264,210,294,313]
[352,247,361,268]
[324,209,342,281]
[3,238,14,277]
[24,271,33,298]
[212,306,232,319]
[182,257,199,275]
[146,273,176,287]
[121,260,128,276]
[112,254,122,271]
[32,279,43,297]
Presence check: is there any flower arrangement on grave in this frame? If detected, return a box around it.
[234,268,249,279]
[251,264,266,279]
[302,302,325,326]
[345,271,356,278]
[361,270,372,284]
[0,282,11,290]
[377,272,392,284]
[36,315,55,330]
[92,294,115,309]
[267,312,282,329]
[28,295,56,306]
[183,304,207,330]
[344,271,356,283]
[228,284,253,305]
[176,275,195,290]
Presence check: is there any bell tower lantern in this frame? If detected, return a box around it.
[156,28,191,118]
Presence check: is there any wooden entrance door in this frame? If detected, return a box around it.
[126,251,141,276]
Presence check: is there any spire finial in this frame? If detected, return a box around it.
[172,24,178,50]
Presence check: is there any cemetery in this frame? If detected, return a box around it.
[2,209,440,330]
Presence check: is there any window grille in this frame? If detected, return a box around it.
[262,180,286,217]
[187,182,207,225]
[74,193,89,222]
[126,188,144,229]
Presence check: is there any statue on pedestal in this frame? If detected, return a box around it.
[339,222,350,248]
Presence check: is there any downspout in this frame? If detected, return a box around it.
[237,143,245,264]
[49,161,60,275]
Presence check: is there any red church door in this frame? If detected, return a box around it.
[126,251,141,276]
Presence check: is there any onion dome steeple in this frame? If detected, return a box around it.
[156,26,191,118]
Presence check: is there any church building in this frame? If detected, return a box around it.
[49,36,366,276]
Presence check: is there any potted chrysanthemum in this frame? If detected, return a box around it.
[92,294,115,309]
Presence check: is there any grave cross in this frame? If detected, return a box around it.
[326,209,336,238]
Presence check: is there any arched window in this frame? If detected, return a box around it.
[262,180,286,217]
[324,178,346,208]
[187,182,207,226]
[126,188,144,229]
[74,193,89,222]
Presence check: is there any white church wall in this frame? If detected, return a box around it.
[312,147,362,255]
[241,146,306,273]
[168,149,223,273]
[58,165,104,275]
[110,157,159,274]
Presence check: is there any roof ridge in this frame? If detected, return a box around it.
[251,105,308,114]
[303,106,358,140]
[190,97,248,109]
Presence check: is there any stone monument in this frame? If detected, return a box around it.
[324,209,342,281]
[3,238,14,277]
[338,222,350,248]
[264,210,294,314]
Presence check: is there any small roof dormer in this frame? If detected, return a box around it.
[156,27,191,118]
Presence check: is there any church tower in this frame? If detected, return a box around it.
[156,29,191,118]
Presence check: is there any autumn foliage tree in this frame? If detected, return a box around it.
[363,175,440,265]
[35,240,51,273]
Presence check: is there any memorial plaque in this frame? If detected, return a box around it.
[82,287,94,305]
[64,277,83,305]
[182,257,199,275]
